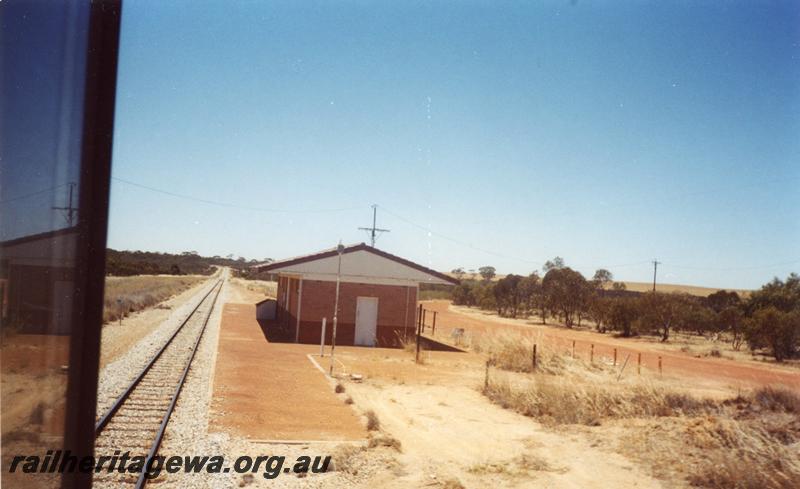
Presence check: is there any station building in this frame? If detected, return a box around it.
[253,243,458,347]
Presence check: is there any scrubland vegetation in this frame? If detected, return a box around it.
[449,259,800,362]
[103,275,204,323]
[106,248,268,276]
[475,332,800,488]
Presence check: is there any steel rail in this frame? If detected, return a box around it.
[133,280,223,488]
[94,279,222,435]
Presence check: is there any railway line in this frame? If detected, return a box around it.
[93,279,223,488]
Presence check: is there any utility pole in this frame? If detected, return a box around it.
[329,242,344,376]
[652,259,661,292]
[358,204,390,247]
[52,182,78,226]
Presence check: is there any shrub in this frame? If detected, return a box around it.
[365,410,380,431]
[368,434,401,451]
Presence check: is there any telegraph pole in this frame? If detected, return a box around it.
[52,182,78,226]
[652,260,661,292]
[358,204,390,247]
[329,242,344,376]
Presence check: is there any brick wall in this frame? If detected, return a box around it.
[275,278,417,347]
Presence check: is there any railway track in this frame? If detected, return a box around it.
[93,279,223,488]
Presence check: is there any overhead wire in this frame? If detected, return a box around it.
[111,176,364,214]
[0,182,71,205]
[377,204,798,275]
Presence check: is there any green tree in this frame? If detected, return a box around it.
[747,273,800,314]
[706,290,741,313]
[452,282,475,307]
[717,306,745,350]
[588,296,612,333]
[608,297,638,337]
[518,273,540,317]
[542,267,589,328]
[542,257,565,273]
[493,274,527,318]
[636,293,686,342]
[592,269,613,289]
[478,266,497,282]
[746,307,800,361]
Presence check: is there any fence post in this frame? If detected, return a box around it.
[637,353,642,375]
[590,344,594,363]
[320,317,327,357]
[617,354,631,381]
[572,340,575,358]
[658,356,662,376]
[613,348,617,366]
[416,304,422,363]
[532,343,537,371]
[432,311,437,336]
[484,360,490,390]
[422,309,427,334]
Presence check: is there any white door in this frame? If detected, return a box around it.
[354,297,378,346]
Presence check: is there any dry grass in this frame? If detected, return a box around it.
[231,278,277,298]
[469,454,562,477]
[395,332,430,364]
[479,331,800,488]
[367,434,402,451]
[103,275,204,323]
[493,383,800,487]
[483,374,714,426]
[440,478,466,489]
[330,445,364,474]
[470,331,573,375]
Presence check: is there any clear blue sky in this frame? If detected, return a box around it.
[105,0,800,289]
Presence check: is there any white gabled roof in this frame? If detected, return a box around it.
[253,243,458,286]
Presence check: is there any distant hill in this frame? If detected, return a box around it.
[444,273,749,298]
[621,281,752,298]
[105,249,262,276]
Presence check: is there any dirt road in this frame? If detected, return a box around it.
[422,300,800,392]
[345,380,664,488]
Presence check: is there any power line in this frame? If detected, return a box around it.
[380,205,657,272]
[111,176,364,214]
[378,205,543,267]
[377,205,798,276]
[358,204,390,247]
[660,259,800,272]
[0,182,70,205]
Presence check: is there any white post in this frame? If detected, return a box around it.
[320,317,327,357]
[329,243,344,376]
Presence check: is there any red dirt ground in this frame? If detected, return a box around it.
[421,300,800,392]
[210,302,367,441]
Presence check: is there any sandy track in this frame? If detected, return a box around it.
[345,380,664,488]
